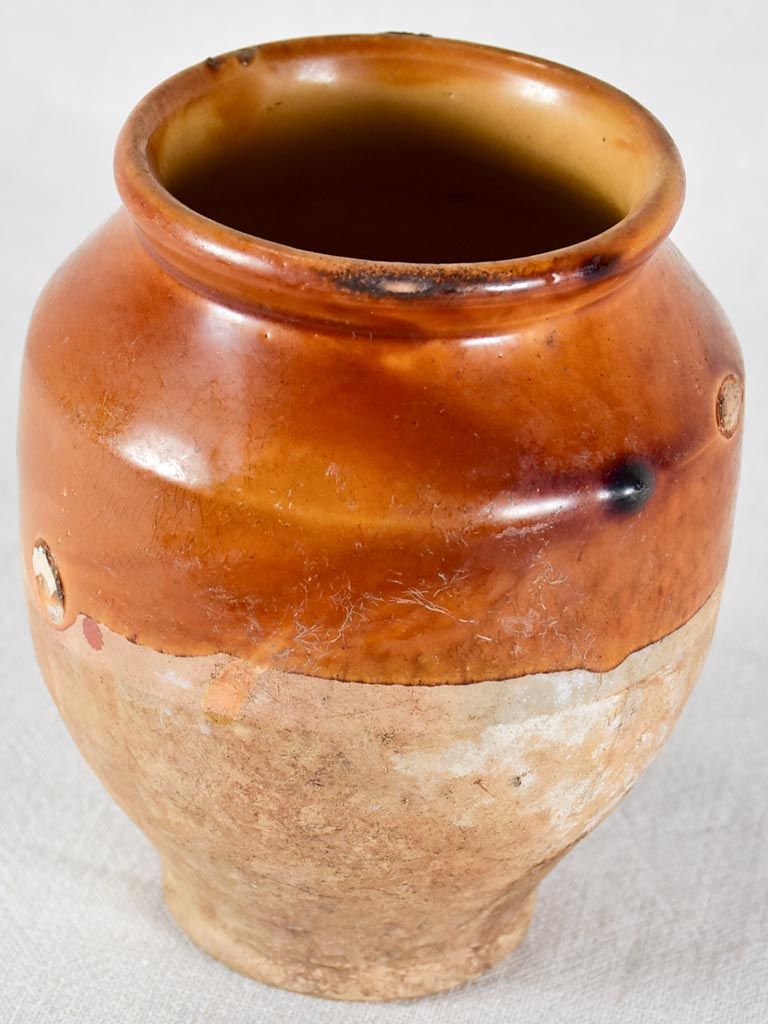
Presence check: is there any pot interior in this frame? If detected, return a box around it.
[166,97,622,264]
[146,38,647,266]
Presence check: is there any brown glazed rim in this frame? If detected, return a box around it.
[115,33,686,335]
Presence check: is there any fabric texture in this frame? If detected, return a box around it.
[2,1,766,1020]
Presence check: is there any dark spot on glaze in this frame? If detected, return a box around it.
[235,47,258,66]
[385,30,433,37]
[205,55,227,71]
[579,253,618,279]
[82,617,104,652]
[602,458,655,515]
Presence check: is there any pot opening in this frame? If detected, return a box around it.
[118,35,684,330]
[163,99,622,264]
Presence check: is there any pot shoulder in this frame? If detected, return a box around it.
[20,214,743,682]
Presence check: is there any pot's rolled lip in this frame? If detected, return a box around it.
[114,33,685,334]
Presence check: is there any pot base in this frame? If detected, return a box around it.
[162,863,537,1001]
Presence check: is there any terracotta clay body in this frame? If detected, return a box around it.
[20,35,743,1001]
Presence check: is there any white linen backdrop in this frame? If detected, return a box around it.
[1,1,766,1021]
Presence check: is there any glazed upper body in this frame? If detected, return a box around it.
[19,35,743,683]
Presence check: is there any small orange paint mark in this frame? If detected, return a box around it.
[82,617,103,651]
[201,662,255,723]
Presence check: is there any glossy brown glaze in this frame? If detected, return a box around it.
[20,234,740,683]
[20,37,742,685]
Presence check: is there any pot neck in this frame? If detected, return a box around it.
[114,34,685,338]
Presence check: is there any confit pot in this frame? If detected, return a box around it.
[19,33,744,1002]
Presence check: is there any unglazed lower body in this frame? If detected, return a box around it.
[28,584,721,1001]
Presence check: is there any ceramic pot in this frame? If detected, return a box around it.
[19,34,743,1001]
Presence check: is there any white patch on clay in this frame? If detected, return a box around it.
[390,697,618,781]
[157,669,192,690]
